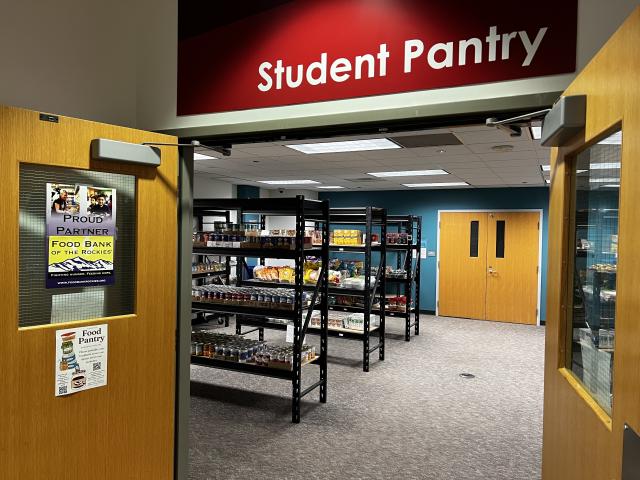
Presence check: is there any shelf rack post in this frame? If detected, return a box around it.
[320,200,329,403]
[405,218,413,342]
[415,216,422,336]
[292,195,304,423]
[363,207,372,372]
[379,210,387,360]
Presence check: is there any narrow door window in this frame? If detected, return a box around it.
[568,129,621,415]
[496,220,506,258]
[470,220,479,257]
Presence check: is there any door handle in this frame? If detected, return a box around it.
[488,267,497,276]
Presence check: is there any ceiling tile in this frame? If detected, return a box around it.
[407,145,472,156]
[468,178,511,185]
[478,151,541,161]
[455,130,527,145]
[239,145,303,156]
[468,142,537,154]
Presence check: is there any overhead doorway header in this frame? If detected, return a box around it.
[178,0,577,116]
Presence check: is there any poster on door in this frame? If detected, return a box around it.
[46,183,116,288]
[55,324,108,397]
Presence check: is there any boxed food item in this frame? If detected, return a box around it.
[309,311,380,331]
[386,295,408,312]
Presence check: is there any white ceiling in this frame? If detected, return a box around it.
[194,124,552,191]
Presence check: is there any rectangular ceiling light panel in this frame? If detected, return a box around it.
[286,138,400,154]
[530,126,542,140]
[367,169,448,177]
[403,182,469,188]
[194,152,218,160]
[317,186,345,189]
[258,180,320,185]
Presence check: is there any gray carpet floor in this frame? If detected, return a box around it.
[189,315,545,480]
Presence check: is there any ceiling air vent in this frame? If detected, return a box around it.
[389,133,462,148]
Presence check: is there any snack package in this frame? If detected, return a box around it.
[278,266,294,284]
[328,270,342,285]
[303,259,321,284]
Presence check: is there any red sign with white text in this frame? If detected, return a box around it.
[178,0,577,115]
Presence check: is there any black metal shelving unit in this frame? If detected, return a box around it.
[386,215,422,341]
[327,207,387,371]
[192,209,232,325]
[238,207,387,372]
[191,196,329,423]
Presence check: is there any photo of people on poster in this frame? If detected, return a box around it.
[49,184,80,215]
[86,187,113,217]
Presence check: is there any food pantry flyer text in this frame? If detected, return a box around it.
[55,325,108,397]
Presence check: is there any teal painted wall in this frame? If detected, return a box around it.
[320,187,550,321]
[237,185,260,199]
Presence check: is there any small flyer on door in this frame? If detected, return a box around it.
[55,324,108,397]
[46,183,116,288]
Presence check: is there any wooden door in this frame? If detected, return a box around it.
[0,106,178,478]
[438,212,488,319]
[486,212,540,325]
[542,8,640,479]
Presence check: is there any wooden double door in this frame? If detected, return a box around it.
[438,211,540,324]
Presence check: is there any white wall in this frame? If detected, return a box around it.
[0,0,138,127]
[258,188,318,267]
[260,188,318,230]
[194,176,236,199]
[194,177,237,226]
[137,0,640,135]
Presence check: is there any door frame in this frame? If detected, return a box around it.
[436,209,544,326]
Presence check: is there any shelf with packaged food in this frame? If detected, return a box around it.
[385,215,422,341]
[191,301,318,320]
[329,244,382,252]
[191,196,329,423]
[321,303,413,317]
[192,246,324,259]
[309,324,380,338]
[192,209,233,328]
[191,353,321,380]
[236,314,381,342]
[241,279,377,297]
[239,206,387,372]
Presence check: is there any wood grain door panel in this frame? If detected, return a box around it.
[486,212,540,325]
[438,212,488,320]
[0,106,178,479]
